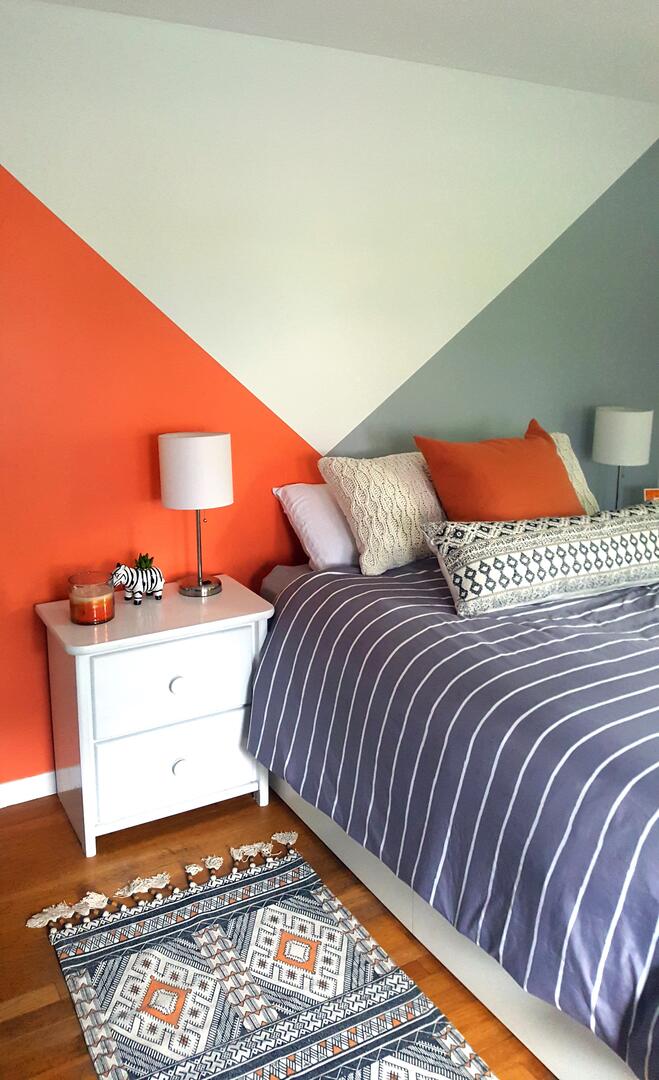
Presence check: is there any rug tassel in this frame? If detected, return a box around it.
[229,838,281,870]
[202,855,224,883]
[271,830,298,853]
[27,902,76,929]
[184,863,204,889]
[26,888,113,929]
[114,872,171,898]
[228,832,298,871]
[229,843,263,869]
[72,891,110,924]
[73,891,108,915]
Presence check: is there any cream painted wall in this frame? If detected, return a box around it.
[1,0,658,450]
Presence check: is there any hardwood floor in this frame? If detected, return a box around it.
[0,792,554,1079]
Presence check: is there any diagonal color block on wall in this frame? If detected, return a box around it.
[1,0,658,451]
[332,141,659,510]
[0,166,319,785]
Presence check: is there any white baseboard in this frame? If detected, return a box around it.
[0,770,56,809]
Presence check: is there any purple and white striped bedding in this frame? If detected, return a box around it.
[247,559,659,1078]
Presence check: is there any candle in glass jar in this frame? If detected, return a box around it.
[69,571,115,625]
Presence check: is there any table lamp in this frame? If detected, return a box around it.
[158,432,233,596]
[592,406,653,510]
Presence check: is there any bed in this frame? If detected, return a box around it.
[248,559,659,1080]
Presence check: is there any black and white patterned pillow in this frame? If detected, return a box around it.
[423,501,659,616]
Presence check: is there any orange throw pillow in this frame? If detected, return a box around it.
[415,420,585,521]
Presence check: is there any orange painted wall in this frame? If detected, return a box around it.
[0,167,320,785]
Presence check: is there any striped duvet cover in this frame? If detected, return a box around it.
[247,559,659,1078]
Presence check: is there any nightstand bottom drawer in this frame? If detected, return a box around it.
[95,708,258,826]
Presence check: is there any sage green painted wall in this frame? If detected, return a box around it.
[332,141,659,510]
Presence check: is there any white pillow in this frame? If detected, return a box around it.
[551,432,599,515]
[318,452,444,575]
[273,483,359,571]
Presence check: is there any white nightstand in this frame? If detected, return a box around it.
[36,578,274,857]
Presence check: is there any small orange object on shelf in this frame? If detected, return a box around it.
[69,571,115,625]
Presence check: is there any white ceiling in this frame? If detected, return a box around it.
[40,0,659,103]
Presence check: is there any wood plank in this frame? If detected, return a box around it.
[0,984,62,1024]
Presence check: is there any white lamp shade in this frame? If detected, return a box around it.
[592,407,653,467]
[158,432,233,510]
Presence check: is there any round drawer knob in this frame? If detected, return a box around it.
[168,676,184,695]
[171,758,189,778]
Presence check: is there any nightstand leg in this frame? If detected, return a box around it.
[254,766,269,807]
[83,832,97,858]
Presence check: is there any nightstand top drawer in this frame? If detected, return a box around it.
[92,625,254,740]
[36,578,273,655]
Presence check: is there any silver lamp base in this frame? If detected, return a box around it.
[178,574,222,598]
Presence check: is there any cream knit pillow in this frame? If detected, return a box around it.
[318,452,444,575]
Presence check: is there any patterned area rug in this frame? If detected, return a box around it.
[29,836,494,1079]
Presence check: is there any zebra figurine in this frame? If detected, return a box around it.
[110,562,165,605]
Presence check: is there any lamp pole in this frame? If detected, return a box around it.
[615,466,622,511]
[195,509,203,587]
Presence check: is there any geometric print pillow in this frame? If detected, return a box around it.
[423,500,659,616]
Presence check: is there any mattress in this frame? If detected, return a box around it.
[248,558,659,1078]
[260,563,314,604]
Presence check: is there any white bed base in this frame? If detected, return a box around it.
[272,775,633,1080]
